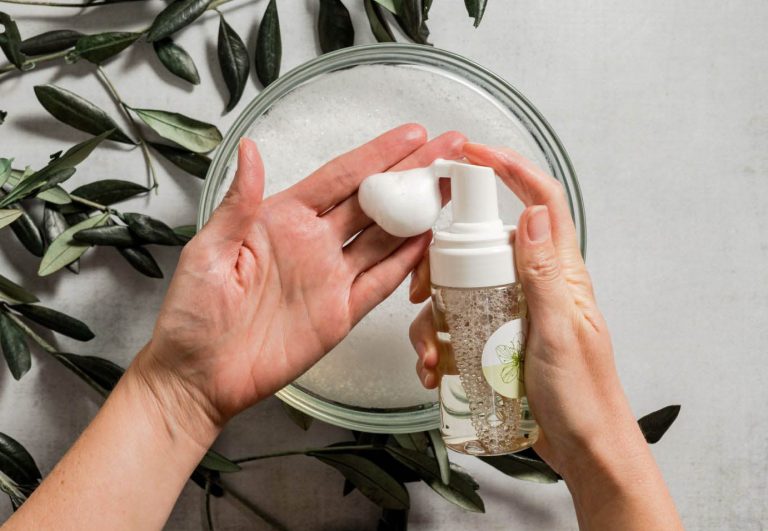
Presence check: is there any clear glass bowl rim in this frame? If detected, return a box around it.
[198,43,587,434]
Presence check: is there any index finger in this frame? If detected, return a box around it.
[462,143,581,259]
[290,123,427,213]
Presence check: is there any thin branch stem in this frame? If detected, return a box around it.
[0,48,70,75]
[203,480,214,531]
[216,479,289,531]
[233,444,376,464]
[96,66,158,190]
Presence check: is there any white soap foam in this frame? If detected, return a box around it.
[213,64,547,409]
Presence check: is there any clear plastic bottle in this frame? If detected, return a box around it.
[432,283,537,455]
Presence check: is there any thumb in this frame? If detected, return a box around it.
[515,206,573,325]
[204,138,265,241]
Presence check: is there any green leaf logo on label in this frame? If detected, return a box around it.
[481,320,526,399]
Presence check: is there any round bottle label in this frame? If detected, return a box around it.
[481,320,526,399]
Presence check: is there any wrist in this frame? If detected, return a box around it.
[129,344,223,452]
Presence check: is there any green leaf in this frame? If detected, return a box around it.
[63,179,149,214]
[37,185,71,205]
[73,225,138,247]
[173,224,196,242]
[427,429,450,485]
[0,13,25,69]
[0,311,31,381]
[36,167,76,193]
[393,432,428,452]
[199,450,241,473]
[147,0,211,42]
[34,84,134,144]
[0,274,38,304]
[123,212,182,245]
[395,0,430,45]
[38,212,109,276]
[11,304,94,341]
[0,131,112,208]
[372,0,400,15]
[0,209,21,230]
[0,432,41,509]
[8,204,44,257]
[149,142,210,179]
[463,0,488,27]
[378,508,408,531]
[132,108,222,153]
[385,446,484,513]
[153,38,200,85]
[318,0,354,54]
[638,405,681,444]
[73,32,142,64]
[281,402,313,431]
[43,206,79,274]
[365,0,396,43]
[478,454,560,484]
[53,352,124,396]
[117,246,163,278]
[312,453,410,510]
[20,30,82,56]
[217,14,249,112]
[255,0,281,87]
[0,110,6,125]
[0,158,11,187]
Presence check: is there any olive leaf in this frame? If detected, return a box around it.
[117,246,163,278]
[395,0,430,45]
[311,453,410,510]
[478,454,560,484]
[123,212,182,245]
[36,167,76,194]
[20,30,82,56]
[8,204,44,257]
[318,0,354,53]
[53,352,124,397]
[38,212,110,276]
[426,429,450,485]
[638,405,681,444]
[0,158,11,187]
[43,206,79,274]
[0,131,112,208]
[72,32,142,64]
[34,84,134,144]
[372,0,400,14]
[217,14,249,112]
[0,12,26,69]
[146,0,212,43]
[0,432,41,510]
[0,209,22,230]
[0,110,6,125]
[0,274,38,304]
[281,402,313,431]
[74,225,139,247]
[153,38,200,85]
[10,304,95,341]
[0,311,31,381]
[149,142,210,178]
[255,0,281,88]
[378,508,408,531]
[385,446,484,513]
[364,0,396,43]
[463,0,488,27]
[173,224,196,242]
[38,186,71,205]
[393,432,428,452]
[199,450,241,473]
[131,108,222,153]
[63,179,149,214]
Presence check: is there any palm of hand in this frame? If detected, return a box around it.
[146,125,465,422]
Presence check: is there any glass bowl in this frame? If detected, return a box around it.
[198,43,585,433]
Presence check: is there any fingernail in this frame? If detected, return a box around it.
[527,206,550,243]
[409,270,420,300]
[424,372,436,389]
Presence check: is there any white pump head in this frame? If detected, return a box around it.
[358,159,516,288]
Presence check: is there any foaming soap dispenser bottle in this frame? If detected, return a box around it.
[359,159,538,455]
[430,160,537,455]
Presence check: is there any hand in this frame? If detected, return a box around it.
[408,143,644,476]
[134,124,466,444]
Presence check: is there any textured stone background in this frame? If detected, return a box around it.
[1,2,766,529]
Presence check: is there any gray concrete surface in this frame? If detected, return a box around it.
[1,1,766,529]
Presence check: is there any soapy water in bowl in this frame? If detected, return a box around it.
[213,64,547,409]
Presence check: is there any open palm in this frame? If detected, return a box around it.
[141,124,465,424]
